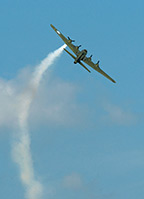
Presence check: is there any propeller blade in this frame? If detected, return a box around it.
[68,36,75,42]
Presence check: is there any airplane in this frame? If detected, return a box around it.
[50,24,116,83]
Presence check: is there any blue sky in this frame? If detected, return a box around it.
[0,0,144,199]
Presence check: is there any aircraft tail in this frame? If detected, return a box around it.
[64,48,76,60]
[64,49,91,73]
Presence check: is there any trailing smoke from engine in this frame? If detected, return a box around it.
[12,44,67,199]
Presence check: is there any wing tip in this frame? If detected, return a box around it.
[112,79,116,83]
[50,24,53,28]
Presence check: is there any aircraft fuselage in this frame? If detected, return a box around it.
[74,49,87,64]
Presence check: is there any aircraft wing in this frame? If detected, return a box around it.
[50,24,80,55]
[83,58,116,83]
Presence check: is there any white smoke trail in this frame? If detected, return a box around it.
[12,44,67,199]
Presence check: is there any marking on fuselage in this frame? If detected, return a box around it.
[57,30,61,34]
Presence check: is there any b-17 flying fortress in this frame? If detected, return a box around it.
[50,24,116,83]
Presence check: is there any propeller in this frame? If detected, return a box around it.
[78,45,81,48]
[68,36,75,42]
[88,55,93,60]
[96,60,100,66]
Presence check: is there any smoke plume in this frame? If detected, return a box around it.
[12,44,67,199]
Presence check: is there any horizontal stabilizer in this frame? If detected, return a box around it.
[79,61,91,73]
[64,48,76,60]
